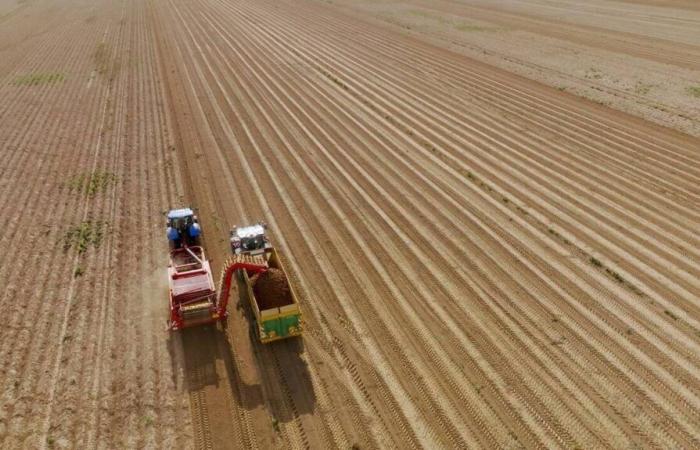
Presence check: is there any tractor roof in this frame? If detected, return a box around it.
[235,223,266,239]
[168,208,194,219]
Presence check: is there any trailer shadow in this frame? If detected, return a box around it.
[235,277,318,424]
[165,276,316,427]
[167,324,266,412]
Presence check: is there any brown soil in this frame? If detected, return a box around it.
[2,0,699,448]
[251,268,293,310]
[323,0,700,137]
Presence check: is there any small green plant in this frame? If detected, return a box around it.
[63,221,107,253]
[664,310,679,321]
[14,73,65,86]
[687,86,700,98]
[66,171,116,196]
[585,68,603,80]
[633,82,654,95]
[94,42,110,74]
[73,266,84,278]
[605,268,625,283]
[589,257,603,267]
[143,415,154,426]
[47,437,55,448]
[271,417,280,432]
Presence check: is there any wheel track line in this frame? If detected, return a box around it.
[166,4,366,450]
[186,9,552,446]
[165,0,700,442]
[85,1,156,445]
[256,0,700,172]
[194,8,580,447]
[258,345,310,449]
[0,2,90,120]
[290,347,352,449]
[37,1,127,445]
[433,0,700,68]
[0,13,117,442]
[166,3,435,445]
[182,7,508,446]
[245,0,700,278]
[230,0,700,324]
[252,47,644,444]
[151,1,271,447]
[146,19,201,443]
[308,11,700,207]
[216,333,259,450]
[223,0,700,394]
[0,15,108,248]
[226,0,700,207]
[168,0,696,446]
[239,0,700,324]
[208,0,700,442]
[48,3,132,444]
[167,5,430,448]
[302,0,700,162]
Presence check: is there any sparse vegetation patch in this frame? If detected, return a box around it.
[13,73,65,86]
[687,86,700,98]
[66,171,116,196]
[63,220,107,253]
[633,82,654,95]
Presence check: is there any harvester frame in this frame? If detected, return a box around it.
[168,246,269,331]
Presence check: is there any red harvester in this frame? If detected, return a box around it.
[168,245,268,330]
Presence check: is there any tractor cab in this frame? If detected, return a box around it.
[230,222,271,255]
[167,208,201,248]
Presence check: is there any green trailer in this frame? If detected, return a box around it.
[241,247,302,343]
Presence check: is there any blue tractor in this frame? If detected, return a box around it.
[166,208,202,248]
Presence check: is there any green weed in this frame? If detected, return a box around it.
[66,171,116,196]
[633,82,654,95]
[63,221,107,254]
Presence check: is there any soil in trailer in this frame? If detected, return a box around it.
[251,268,294,309]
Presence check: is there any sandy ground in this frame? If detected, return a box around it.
[1,0,699,448]
[321,0,700,137]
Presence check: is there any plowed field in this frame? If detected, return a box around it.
[1,0,699,448]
